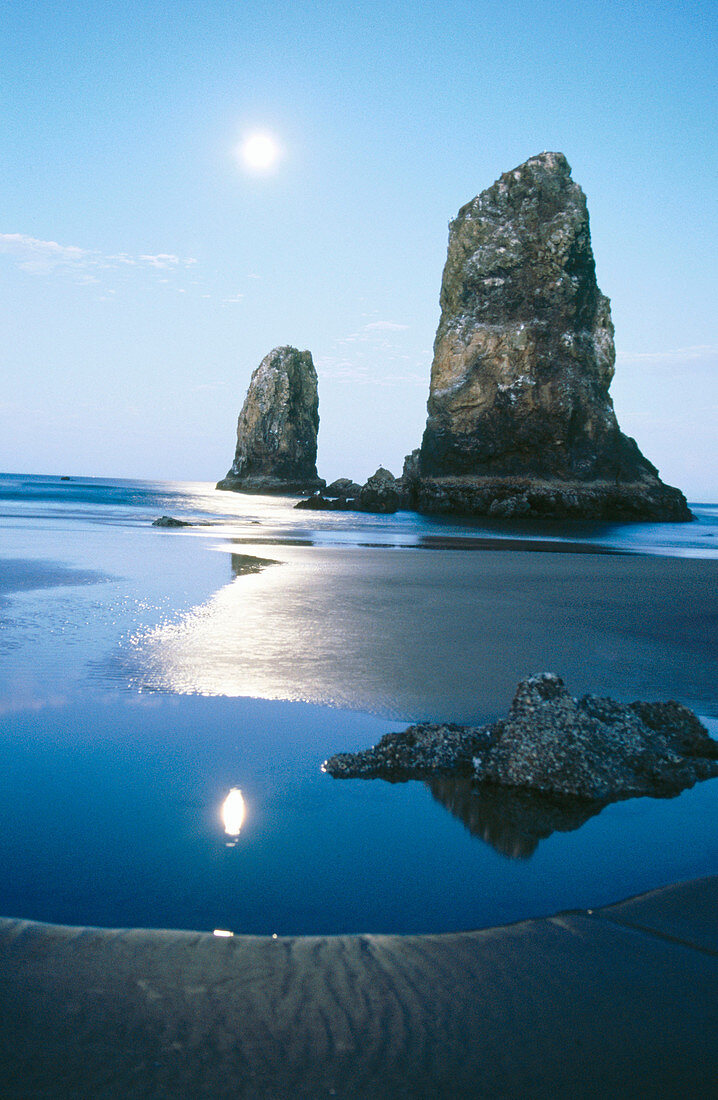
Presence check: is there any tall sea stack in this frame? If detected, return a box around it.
[416,153,690,520]
[217,346,324,494]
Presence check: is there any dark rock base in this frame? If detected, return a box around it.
[414,476,692,522]
[216,475,325,495]
[295,493,399,515]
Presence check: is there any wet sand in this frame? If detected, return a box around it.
[129,545,718,721]
[1,875,717,1098]
[0,557,106,604]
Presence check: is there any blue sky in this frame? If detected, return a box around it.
[1,0,716,497]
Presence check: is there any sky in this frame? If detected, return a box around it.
[1,0,716,498]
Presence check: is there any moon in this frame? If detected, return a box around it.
[239,132,281,173]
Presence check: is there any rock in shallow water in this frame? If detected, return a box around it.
[324,674,718,803]
[152,515,191,527]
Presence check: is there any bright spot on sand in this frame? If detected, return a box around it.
[239,132,281,172]
[222,787,246,837]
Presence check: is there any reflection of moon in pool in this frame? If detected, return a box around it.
[222,787,246,839]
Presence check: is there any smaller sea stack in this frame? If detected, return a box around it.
[217,346,324,495]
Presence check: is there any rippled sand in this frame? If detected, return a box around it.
[2,876,717,1098]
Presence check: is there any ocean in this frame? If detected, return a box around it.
[0,471,716,935]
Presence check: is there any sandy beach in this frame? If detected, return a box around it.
[2,499,717,1096]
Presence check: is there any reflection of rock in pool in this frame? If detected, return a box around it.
[230,553,280,579]
[424,776,603,860]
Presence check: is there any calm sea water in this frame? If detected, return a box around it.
[0,471,716,934]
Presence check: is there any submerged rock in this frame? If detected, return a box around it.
[230,553,279,578]
[324,674,718,803]
[217,346,324,495]
[416,153,690,521]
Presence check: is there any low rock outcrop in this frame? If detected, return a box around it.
[217,346,324,495]
[413,477,689,521]
[324,674,718,803]
[326,478,364,499]
[416,153,690,521]
[296,467,402,514]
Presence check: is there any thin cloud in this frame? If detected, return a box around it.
[316,355,425,387]
[315,357,372,382]
[0,231,197,281]
[321,318,427,385]
[106,252,138,266]
[337,321,411,346]
[140,253,196,269]
[617,344,718,365]
[0,232,92,274]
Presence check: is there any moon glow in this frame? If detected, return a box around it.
[239,132,281,172]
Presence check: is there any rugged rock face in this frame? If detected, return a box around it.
[399,449,421,508]
[324,673,718,803]
[473,673,717,800]
[217,346,324,494]
[417,153,690,520]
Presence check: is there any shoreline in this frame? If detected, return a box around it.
[2,874,717,1098]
